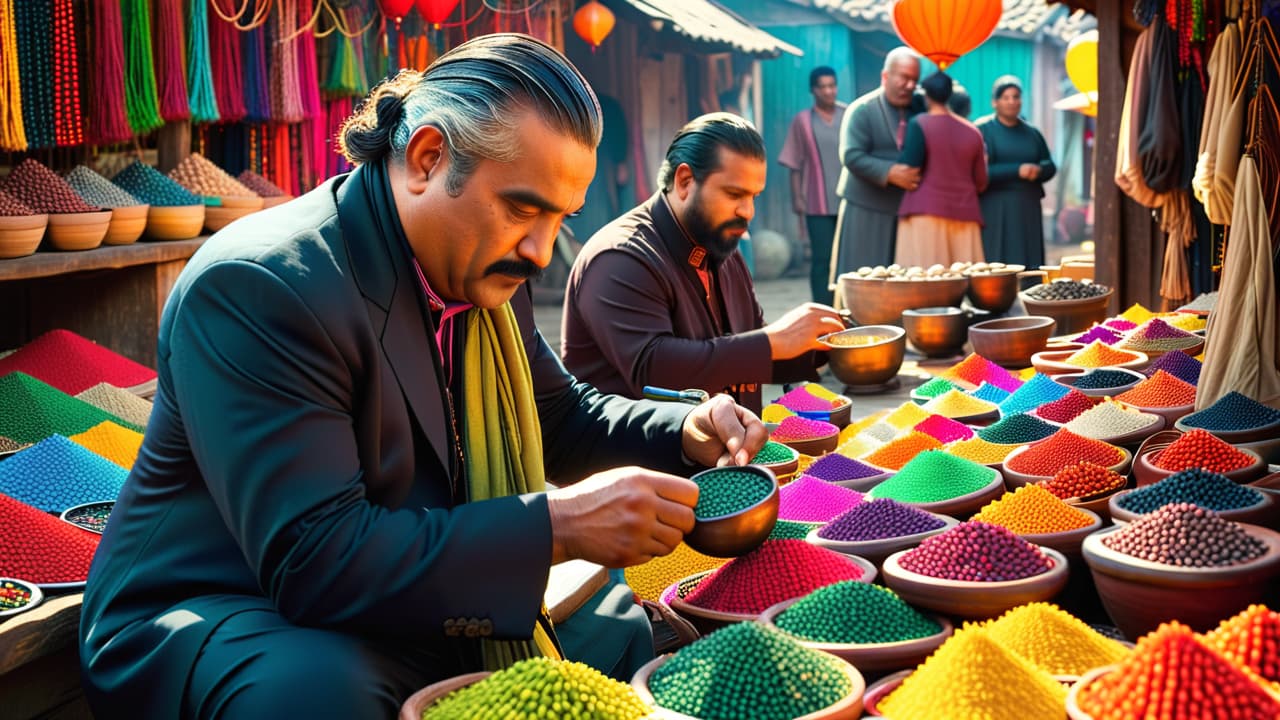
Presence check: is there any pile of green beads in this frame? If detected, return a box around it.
[775,581,941,644]
[648,622,853,720]
[693,468,772,520]
[767,519,819,540]
[867,451,994,503]
[750,441,796,465]
[422,657,651,719]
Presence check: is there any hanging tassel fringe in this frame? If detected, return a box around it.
[52,0,84,145]
[88,0,132,143]
[154,0,191,121]
[122,0,164,134]
[187,0,220,122]
[243,23,271,123]
[16,0,55,149]
[270,0,306,123]
[0,0,28,150]
[209,0,246,123]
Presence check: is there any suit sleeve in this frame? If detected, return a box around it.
[842,103,895,186]
[168,259,551,640]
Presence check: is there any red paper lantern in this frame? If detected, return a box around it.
[573,1,615,51]
[891,0,1001,70]
[377,0,414,20]
[416,0,461,26]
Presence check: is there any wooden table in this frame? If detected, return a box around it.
[0,593,91,719]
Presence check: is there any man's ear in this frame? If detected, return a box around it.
[403,125,446,195]
[673,163,696,201]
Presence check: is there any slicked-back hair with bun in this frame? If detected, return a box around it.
[338,33,602,196]
[656,113,765,193]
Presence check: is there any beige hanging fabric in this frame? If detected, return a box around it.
[1159,192,1194,304]
[1211,75,1249,224]
[1193,21,1241,223]
[1198,155,1280,409]
[1117,26,1166,209]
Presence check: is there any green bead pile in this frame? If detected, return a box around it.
[751,441,796,465]
[767,519,818,540]
[649,622,853,720]
[422,657,651,720]
[693,469,772,519]
[867,450,993,503]
[775,581,941,644]
[111,161,202,207]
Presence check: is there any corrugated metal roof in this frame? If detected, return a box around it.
[612,0,804,57]
[815,0,1095,43]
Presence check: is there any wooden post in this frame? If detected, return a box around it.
[156,121,192,174]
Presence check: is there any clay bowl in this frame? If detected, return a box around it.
[776,431,839,458]
[1115,399,1193,429]
[1107,487,1275,527]
[46,210,111,251]
[0,577,43,619]
[1012,507,1105,559]
[1237,433,1280,466]
[968,316,1057,368]
[902,307,968,358]
[1020,285,1114,336]
[146,205,205,241]
[754,444,800,483]
[399,671,490,720]
[204,195,265,233]
[760,597,954,672]
[1174,415,1280,445]
[103,204,149,245]
[860,669,913,716]
[838,273,969,327]
[1082,523,1280,637]
[1031,348,1149,377]
[880,546,1071,619]
[805,512,959,567]
[261,195,292,209]
[686,465,780,558]
[898,468,1007,519]
[795,396,854,428]
[0,213,48,258]
[1062,485,1128,524]
[1132,445,1266,487]
[821,326,907,388]
[1066,409,1165,448]
[1052,367,1147,397]
[965,265,1026,313]
[1002,445,1132,491]
[632,651,866,720]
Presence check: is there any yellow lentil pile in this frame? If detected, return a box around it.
[168,154,256,197]
[1119,303,1156,324]
[624,543,726,602]
[879,626,1066,720]
[803,383,840,401]
[761,403,794,423]
[945,436,1019,465]
[1162,312,1206,332]
[68,421,144,470]
[970,485,1094,534]
[884,402,932,430]
[922,390,998,419]
[422,657,652,719]
[1064,341,1140,368]
[981,603,1130,676]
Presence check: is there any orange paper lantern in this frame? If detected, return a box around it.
[574,1,615,51]
[891,0,1001,70]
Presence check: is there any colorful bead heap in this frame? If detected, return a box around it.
[835,434,882,460]
[777,475,864,522]
[941,353,1023,392]
[1025,279,1109,300]
[879,626,1066,720]
[683,540,865,615]
[1119,303,1157,324]
[860,421,901,443]
[64,166,142,208]
[775,581,941,644]
[912,414,974,443]
[61,502,113,534]
[1039,461,1126,500]
[0,435,128,512]
[977,413,1058,444]
[922,389,998,420]
[0,189,37,217]
[0,491,101,584]
[1064,399,1160,439]
[768,519,819,540]
[971,485,1094,534]
[970,381,1012,404]
[168,154,257,197]
[68,421,144,470]
[899,522,1053,581]
[1162,312,1207,332]
[883,402,933,430]
[804,453,883,482]
[981,602,1130,676]
[1153,429,1255,473]
[869,451,993,503]
[111,161,203,207]
[1035,388,1100,423]
[1065,341,1141,368]
[1180,391,1280,433]
[1075,622,1280,720]
[817,498,946,542]
[945,436,1019,465]
[750,440,796,465]
[0,372,140,444]
[760,403,795,423]
[625,544,725,602]
[648,622,853,720]
[1,159,101,214]
[1065,369,1141,390]
[770,415,837,442]
[237,170,288,198]
[1143,349,1202,385]
[998,373,1070,416]
[1102,503,1267,567]
[422,657,652,720]
[1004,430,1124,477]
[1114,370,1197,408]
[692,469,772,520]
[1073,325,1124,345]
[0,437,26,454]
[774,383,846,412]
[0,579,35,612]
[0,329,157,396]
[1120,318,1199,352]
[1117,469,1264,515]
[1105,318,1138,331]
[913,376,958,399]
[1205,605,1280,690]
[840,409,888,441]
[862,431,943,471]
[75,383,154,429]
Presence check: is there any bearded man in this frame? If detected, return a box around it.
[561,113,843,413]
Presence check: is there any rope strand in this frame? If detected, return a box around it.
[154,0,191,121]
[122,0,164,134]
[16,0,55,149]
[187,0,220,122]
[209,0,246,123]
[270,0,305,122]
[88,0,132,143]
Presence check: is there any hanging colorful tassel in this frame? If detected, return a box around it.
[87,0,132,143]
[243,23,272,123]
[122,0,164,134]
[270,0,306,123]
[0,0,28,150]
[186,0,220,122]
[15,0,55,149]
[208,0,245,123]
[153,0,190,121]
[52,0,84,146]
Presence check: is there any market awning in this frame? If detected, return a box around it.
[815,0,1095,43]
[607,0,803,58]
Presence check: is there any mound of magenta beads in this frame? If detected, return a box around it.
[1180,391,1280,432]
[998,373,1070,416]
[1204,605,1280,689]
[1152,429,1256,473]
[1039,461,1126,500]
[648,622,853,720]
[804,453,883,482]
[817,498,947,542]
[750,441,796,465]
[899,522,1053,581]
[868,451,994,504]
[1073,325,1124,345]
[422,657,652,720]
[1117,469,1264,515]
[777,475,863,522]
[1101,503,1267,567]
[1035,388,1099,423]
[771,415,837,442]
[682,539,865,615]
[1063,369,1140,390]
[692,468,773,520]
[913,414,973,443]
[1142,349,1202,386]
[775,581,941,644]
[971,485,1094,535]
[1104,318,1138,331]
[977,413,1058,444]
[1004,430,1124,477]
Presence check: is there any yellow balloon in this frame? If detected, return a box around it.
[1065,29,1098,96]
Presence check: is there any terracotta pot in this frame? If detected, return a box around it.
[398,671,491,719]
[146,205,205,241]
[47,210,111,251]
[880,546,1070,619]
[759,597,954,672]
[1019,281,1112,336]
[103,204,149,245]
[967,315,1057,368]
[965,266,1026,313]
[261,195,292,209]
[1052,368,1147,397]
[1108,487,1274,527]
[1132,445,1265,487]
[1002,445,1132,491]
[204,195,265,233]
[0,213,48,258]
[838,273,969,327]
[821,326,907,388]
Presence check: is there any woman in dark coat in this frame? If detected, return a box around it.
[975,76,1056,268]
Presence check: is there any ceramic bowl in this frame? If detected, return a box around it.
[1066,409,1165,448]
[860,669,913,717]
[1082,523,1280,637]
[1057,483,1129,524]
[1019,285,1114,336]
[1015,507,1105,558]
[776,432,840,458]
[0,213,48,258]
[1052,368,1147,397]
[821,326,907,388]
[204,195,265,233]
[1064,664,1115,720]
[0,577,43,618]
[838,273,969,327]
[968,316,1057,368]
[1174,415,1280,445]
[825,467,894,493]
[1107,487,1275,527]
[1116,399,1194,428]
[760,597,954,672]
[902,307,969,358]
[261,195,292,209]
[103,204,149,245]
[805,512,959,566]
[1238,433,1280,465]
[399,671,491,719]
[686,465,779,558]
[889,467,1007,519]
[1031,348,1149,377]
[632,651,867,720]
[146,205,205,240]
[1132,445,1266,487]
[46,210,111,251]
[1002,445,1132,491]
[880,546,1070,619]
[754,445,800,483]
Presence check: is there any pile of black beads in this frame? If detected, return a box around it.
[1179,391,1280,432]
[817,499,946,542]
[1116,469,1264,515]
[978,413,1058,444]
[1064,369,1140,390]
[1102,503,1267,567]
[899,521,1053,581]
[648,622,853,720]
[1025,280,1110,301]
[775,581,942,644]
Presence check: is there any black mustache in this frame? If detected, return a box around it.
[484,259,543,281]
[718,219,749,232]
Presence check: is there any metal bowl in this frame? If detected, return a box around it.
[1020,285,1115,337]
[839,273,969,326]
[685,465,780,558]
[902,307,968,358]
[821,326,907,388]
[966,265,1025,313]
[968,316,1057,368]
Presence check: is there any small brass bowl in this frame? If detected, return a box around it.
[821,326,907,388]
[966,265,1026,313]
[902,307,969,358]
[685,465,780,558]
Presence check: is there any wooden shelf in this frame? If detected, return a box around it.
[0,238,207,282]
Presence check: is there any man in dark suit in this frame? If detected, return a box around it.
[79,35,765,719]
